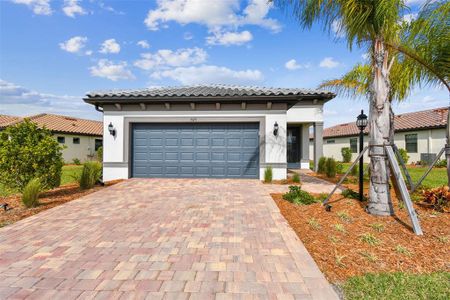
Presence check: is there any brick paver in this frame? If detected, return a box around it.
[0,179,338,299]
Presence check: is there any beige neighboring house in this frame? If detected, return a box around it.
[0,113,103,163]
[310,107,448,164]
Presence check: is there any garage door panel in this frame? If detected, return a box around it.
[132,123,259,178]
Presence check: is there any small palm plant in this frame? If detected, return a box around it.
[22,178,41,208]
[79,161,102,190]
[264,166,273,183]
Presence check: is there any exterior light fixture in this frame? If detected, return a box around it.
[273,122,279,136]
[108,122,116,136]
[356,109,368,131]
[356,110,368,201]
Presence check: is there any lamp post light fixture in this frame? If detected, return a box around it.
[273,122,279,136]
[108,122,116,136]
[356,110,368,201]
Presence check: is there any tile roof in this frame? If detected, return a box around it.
[0,113,102,136]
[0,114,21,128]
[320,107,448,139]
[85,85,335,99]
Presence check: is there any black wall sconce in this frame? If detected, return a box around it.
[273,122,279,136]
[108,122,116,136]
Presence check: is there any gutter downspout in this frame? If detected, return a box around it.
[95,105,103,113]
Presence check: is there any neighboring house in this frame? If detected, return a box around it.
[0,113,103,163]
[309,107,448,164]
[84,85,335,181]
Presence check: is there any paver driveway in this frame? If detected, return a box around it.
[0,179,338,300]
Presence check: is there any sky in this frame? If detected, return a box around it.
[0,0,448,127]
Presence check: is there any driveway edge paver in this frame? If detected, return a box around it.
[261,184,339,299]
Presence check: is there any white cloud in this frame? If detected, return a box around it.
[319,57,340,69]
[0,79,96,118]
[137,40,150,49]
[59,36,88,54]
[89,59,135,81]
[12,0,52,15]
[331,19,345,38]
[206,30,252,46]
[62,0,86,18]
[99,39,121,54]
[150,65,263,85]
[97,0,125,15]
[85,50,93,56]
[402,13,418,23]
[134,47,207,70]
[144,0,280,32]
[284,59,310,71]
[405,0,427,5]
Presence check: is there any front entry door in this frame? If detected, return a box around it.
[287,126,301,168]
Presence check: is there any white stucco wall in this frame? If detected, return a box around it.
[102,107,289,181]
[309,128,446,163]
[53,133,102,163]
[286,102,324,123]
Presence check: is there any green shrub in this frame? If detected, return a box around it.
[292,173,300,183]
[336,162,344,174]
[264,166,273,183]
[283,186,317,205]
[79,161,102,189]
[436,159,447,168]
[0,120,63,191]
[73,158,81,165]
[318,157,327,174]
[342,188,366,201]
[351,164,359,177]
[97,146,103,162]
[325,158,337,178]
[398,148,409,165]
[22,178,41,208]
[341,147,352,163]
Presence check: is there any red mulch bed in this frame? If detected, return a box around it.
[272,192,450,283]
[0,180,122,227]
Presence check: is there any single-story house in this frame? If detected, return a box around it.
[0,113,103,163]
[84,85,335,181]
[310,107,448,164]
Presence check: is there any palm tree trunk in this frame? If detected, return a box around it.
[367,38,394,216]
[446,105,450,187]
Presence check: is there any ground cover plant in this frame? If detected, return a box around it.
[282,185,317,205]
[271,191,449,283]
[342,272,449,300]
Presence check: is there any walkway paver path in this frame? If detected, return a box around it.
[0,179,338,299]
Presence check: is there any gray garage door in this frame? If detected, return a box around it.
[132,123,259,178]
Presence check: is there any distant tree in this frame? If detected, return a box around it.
[0,119,64,191]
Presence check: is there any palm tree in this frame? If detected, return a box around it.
[272,0,449,215]
[319,1,450,185]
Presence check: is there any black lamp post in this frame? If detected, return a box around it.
[356,110,368,201]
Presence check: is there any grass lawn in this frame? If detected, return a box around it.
[0,165,83,197]
[343,272,450,300]
[339,162,447,189]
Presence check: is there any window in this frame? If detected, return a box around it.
[350,138,358,153]
[405,134,418,153]
[73,137,80,144]
[326,139,335,144]
[95,139,103,151]
[57,136,65,144]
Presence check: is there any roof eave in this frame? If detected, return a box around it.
[83,93,335,106]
